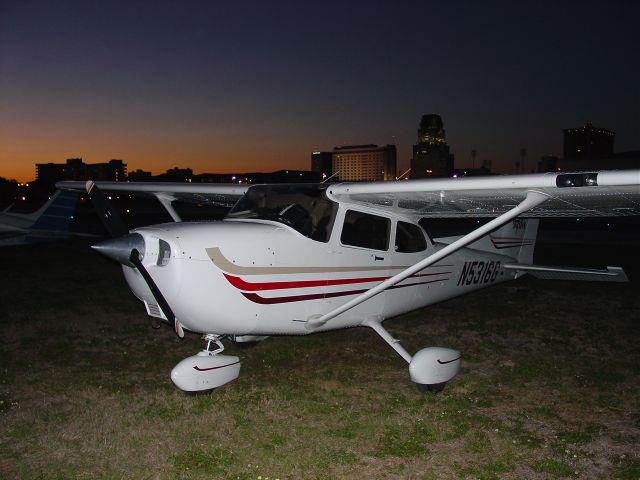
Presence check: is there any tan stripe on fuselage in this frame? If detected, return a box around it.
[206,247,410,276]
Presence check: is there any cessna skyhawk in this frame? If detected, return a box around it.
[57,170,640,393]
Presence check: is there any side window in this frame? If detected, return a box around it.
[395,221,427,253]
[341,210,390,251]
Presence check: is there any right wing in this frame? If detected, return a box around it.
[325,170,640,218]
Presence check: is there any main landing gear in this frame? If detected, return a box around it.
[170,334,241,393]
[362,317,461,394]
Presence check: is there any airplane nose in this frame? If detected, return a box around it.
[92,232,145,267]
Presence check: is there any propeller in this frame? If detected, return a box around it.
[87,181,184,338]
[85,181,128,237]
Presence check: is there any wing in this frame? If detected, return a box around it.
[56,181,250,209]
[308,170,639,330]
[325,170,640,218]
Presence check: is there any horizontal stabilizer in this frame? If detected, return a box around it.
[503,263,628,282]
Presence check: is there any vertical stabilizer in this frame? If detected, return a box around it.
[488,218,539,264]
[433,218,540,263]
[29,190,79,231]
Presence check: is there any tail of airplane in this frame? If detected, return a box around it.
[433,218,540,263]
[433,219,627,282]
[487,218,539,264]
[28,190,79,232]
[0,190,80,246]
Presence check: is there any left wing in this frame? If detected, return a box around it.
[325,170,640,218]
[56,181,249,207]
[56,181,250,221]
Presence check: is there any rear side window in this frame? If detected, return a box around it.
[395,221,427,253]
[341,210,390,251]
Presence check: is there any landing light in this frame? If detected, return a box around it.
[556,173,598,188]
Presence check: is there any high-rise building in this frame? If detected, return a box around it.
[563,122,615,159]
[332,144,396,182]
[35,158,127,184]
[411,114,454,178]
[310,151,333,178]
[537,122,638,172]
[128,169,153,181]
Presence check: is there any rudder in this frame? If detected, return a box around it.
[488,218,539,264]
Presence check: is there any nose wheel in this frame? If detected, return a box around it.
[171,334,241,393]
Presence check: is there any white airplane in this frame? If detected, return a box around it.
[0,190,79,246]
[57,170,640,393]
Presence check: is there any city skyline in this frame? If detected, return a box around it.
[1,1,639,182]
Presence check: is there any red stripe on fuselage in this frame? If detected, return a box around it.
[223,271,452,292]
[241,278,448,304]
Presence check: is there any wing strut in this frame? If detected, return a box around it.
[306,190,549,330]
[154,193,182,222]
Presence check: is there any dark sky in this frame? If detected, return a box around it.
[1,0,638,181]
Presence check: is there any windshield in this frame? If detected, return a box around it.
[226,184,338,242]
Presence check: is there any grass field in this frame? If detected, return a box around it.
[1,239,639,479]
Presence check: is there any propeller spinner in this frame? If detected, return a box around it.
[87,181,184,338]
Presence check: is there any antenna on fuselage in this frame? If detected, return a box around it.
[396,168,411,180]
[321,171,340,184]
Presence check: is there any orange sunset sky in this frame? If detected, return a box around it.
[1,2,638,183]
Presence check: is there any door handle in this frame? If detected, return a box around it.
[374,256,384,261]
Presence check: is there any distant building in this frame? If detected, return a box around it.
[128,169,153,181]
[452,166,495,177]
[538,154,561,172]
[537,122,639,172]
[35,158,127,184]
[258,170,322,183]
[310,151,333,178]
[545,151,640,172]
[563,122,615,159]
[332,144,396,182]
[156,167,194,182]
[196,170,321,184]
[411,114,454,178]
[35,162,66,184]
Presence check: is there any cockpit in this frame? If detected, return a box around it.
[226,184,338,242]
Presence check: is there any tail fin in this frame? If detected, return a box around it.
[433,218,539,263]
[489,218,539,264]
[28,190,79,232]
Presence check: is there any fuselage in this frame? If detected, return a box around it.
[121,196,518,336]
